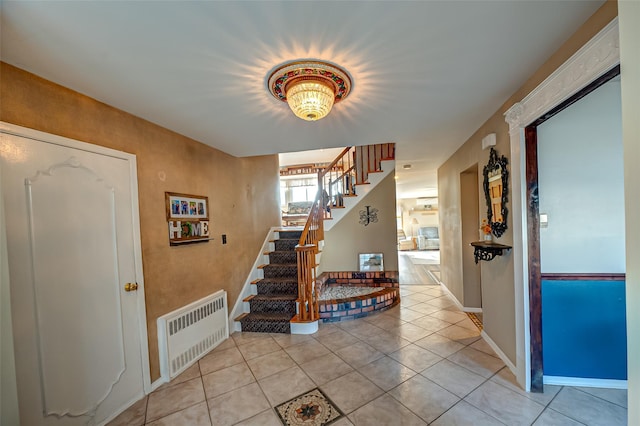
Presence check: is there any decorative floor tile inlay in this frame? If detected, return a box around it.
[275,388,344,425]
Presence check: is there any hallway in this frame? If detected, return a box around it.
[398,250,441,286]
[108,254,628,425]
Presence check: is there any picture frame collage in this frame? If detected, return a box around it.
[165,192,210,246]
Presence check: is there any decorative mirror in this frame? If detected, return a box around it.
[483,147,509,237]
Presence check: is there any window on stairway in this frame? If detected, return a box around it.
[280,176,318,211]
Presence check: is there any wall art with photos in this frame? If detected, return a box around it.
[166,192,210,246]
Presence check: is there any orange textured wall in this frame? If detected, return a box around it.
[1,63,281,381]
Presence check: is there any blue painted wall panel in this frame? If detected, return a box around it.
[542,280,627,380]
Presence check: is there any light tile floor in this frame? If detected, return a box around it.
[109,284,628,425]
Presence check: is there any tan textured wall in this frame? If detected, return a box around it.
[0,63,281,381]
[320,172,398,272]
[437,1,617,365]
[460,168,481,308]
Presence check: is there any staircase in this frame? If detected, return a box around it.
[232,143,395,334]
[320,144,395,230]
[235,229,301,333]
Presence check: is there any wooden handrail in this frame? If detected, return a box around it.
[319,146,352,180]
[294,195,323,322]
[319,147,356,215]
[330,165,355,187]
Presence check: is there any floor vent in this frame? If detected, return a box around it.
[157,290,228,381]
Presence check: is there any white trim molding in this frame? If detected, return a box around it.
[544,376,627,390]
[505,19,620,132]
[439,281,483,313]
[482,330,517,376]
[290,321,319,335]
[504,18,620,392]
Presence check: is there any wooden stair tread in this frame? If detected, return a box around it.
[255,277,297,282]
[262,263,297,267]
[235,312,250,321]
[264,250,298,255]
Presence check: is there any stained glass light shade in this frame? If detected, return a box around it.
[267,60,351,122]
[286,80,335,121]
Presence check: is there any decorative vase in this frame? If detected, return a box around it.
[483,233,493,242]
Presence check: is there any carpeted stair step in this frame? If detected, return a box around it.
[244,294,297,314]
[278,230,303,240]
[254,278,298,295]
[269,250,297,264]
[274,238,298,251]
[262,264,298,279]
[237,312,293,334]
[238,231,302,334]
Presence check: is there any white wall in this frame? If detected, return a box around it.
[537,78,624,273]
[620,1,640,422]
[0,169,20,425]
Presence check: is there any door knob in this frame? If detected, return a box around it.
[124,282,138,292]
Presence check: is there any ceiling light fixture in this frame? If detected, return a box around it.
[267,60,352,122]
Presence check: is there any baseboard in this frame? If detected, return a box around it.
[228,227,277,327]
[425,269,441,285]
[290,320,319,335]
[481,330,517,376]
[439,281,483,313]
[543,375,628,389]
[150,377,167,392]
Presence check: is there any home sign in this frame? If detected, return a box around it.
[165,192,210,246]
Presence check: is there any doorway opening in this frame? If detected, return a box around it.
[460,164,482,316]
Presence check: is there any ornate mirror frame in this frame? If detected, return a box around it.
[483,147,509,237]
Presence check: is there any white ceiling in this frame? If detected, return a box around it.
[1,1,604,198]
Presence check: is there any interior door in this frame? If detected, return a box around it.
[1,125,147,425]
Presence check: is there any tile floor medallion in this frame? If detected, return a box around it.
[275,388,344,426]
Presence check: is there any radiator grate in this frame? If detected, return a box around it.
[157,290,228,380]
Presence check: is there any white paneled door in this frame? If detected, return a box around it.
[1,123,148,425]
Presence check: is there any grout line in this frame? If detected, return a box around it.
[162,275,625,426]
[143,393,150,425]
[572,387,629,409]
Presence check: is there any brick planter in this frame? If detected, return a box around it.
[316,271,400,323]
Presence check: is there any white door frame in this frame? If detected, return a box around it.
[0,121,151,395]
[503,19,620,391]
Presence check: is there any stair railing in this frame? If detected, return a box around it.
[294,143,395,322]
[294,196,323,321]
[318,147,356,219]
